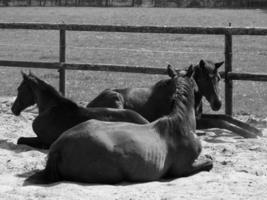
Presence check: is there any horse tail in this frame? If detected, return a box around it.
[25,152,61,185]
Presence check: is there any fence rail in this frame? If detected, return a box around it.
[1,60,267,82]
[1,0,267,8]
[0,22,267,116]
[1,23,267,35]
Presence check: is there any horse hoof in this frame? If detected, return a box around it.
[17,137,25,144]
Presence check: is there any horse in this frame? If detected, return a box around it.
[26,65,213,184]
[87,59,223,121]
[11,72,149,149]
[87,60,261,138]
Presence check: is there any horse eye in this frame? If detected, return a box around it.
[209,74,214,78]
[215,76,221,81]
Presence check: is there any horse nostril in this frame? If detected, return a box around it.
[212,100,222,111]
[11,104,20,116]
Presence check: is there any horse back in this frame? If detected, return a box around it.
[114,88,152,109]
[87,89,124,108]
[115,87,174,121]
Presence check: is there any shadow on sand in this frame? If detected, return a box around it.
[0,139,47,153]
[198,129,242,144]
[18,156,211,187]
[18,170,185,188]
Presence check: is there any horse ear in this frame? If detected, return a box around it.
[186,65,194,78]
[21,71,28,80]
[199,59,205,69]
[22,70,38,85]
[167,64,177,78]
[29,70,36,77]
[215,61,224,69]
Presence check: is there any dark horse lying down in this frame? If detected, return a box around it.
[11,72,148,149]
[87,60,223,121]
[87,60,260,138]
[27,65,212,184]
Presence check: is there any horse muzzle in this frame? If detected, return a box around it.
[211,99,222,111]
[11,103,21,116]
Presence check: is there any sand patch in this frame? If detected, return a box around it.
[0,97,266,200]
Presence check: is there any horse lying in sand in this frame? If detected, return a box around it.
[11,72,148,149]
[27,65,213,184]
[87,60,223,120]
[87,60,260,138]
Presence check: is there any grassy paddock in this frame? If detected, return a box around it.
[0,7,266,116]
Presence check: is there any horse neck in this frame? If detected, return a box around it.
[31,85,63,113]
[194,90,203,109]
[153,85,196,141]
[153,106,196,148]
[193,68,203,115]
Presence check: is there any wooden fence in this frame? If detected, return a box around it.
[0,22,267,116]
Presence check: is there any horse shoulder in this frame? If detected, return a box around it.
[126,88,151,101]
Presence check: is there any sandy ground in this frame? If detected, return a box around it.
[0,97,267,200]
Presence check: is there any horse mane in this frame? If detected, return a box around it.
[29,74,78,108]
[170,76,195,118]
[155,75,195,135]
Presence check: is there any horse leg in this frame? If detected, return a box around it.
[197,117,258,138]
[17,137,48,149]
[201,114,262,136]
[181,158,213,177]
[168,156,213,178]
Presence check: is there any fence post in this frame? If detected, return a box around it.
[59,29,66,96]
[224,29,233,116]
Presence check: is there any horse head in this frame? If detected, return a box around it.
[193,59,223,111]
[11,71,37,116]
[167,64,197,107]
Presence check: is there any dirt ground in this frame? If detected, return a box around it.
[0,97,267,200]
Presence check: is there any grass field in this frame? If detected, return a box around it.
[0,7,266,116]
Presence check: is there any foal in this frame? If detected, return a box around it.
[87,60,260,138]
[27,65,212,184]
[11,72,148,149]
[87,59,223,121]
